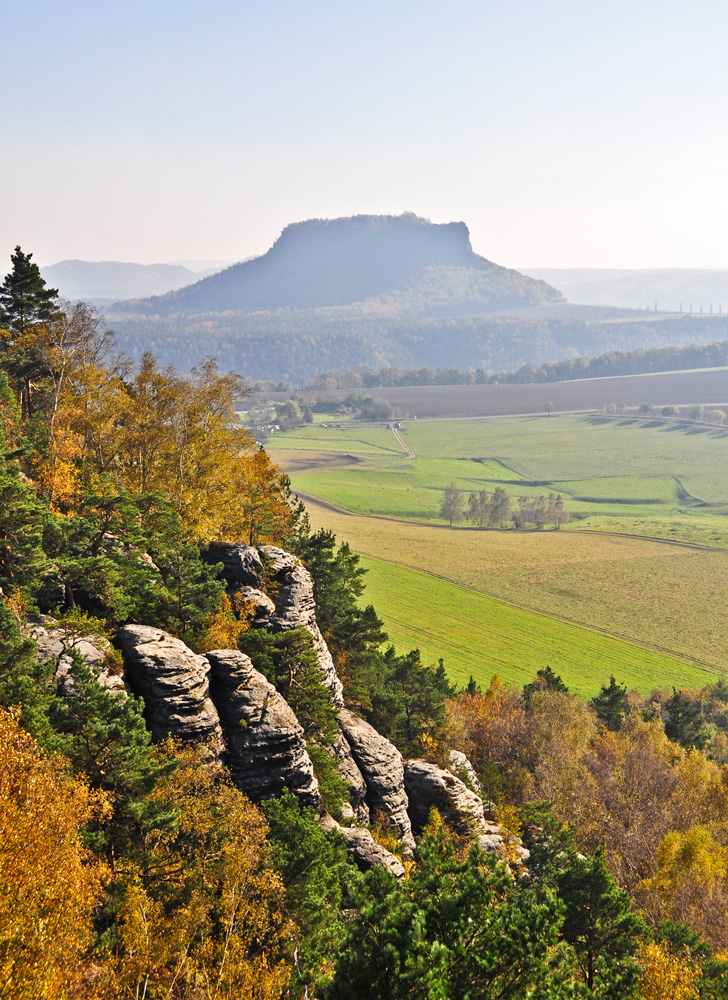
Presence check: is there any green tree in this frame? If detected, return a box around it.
[0,247,60,418]
[523,666,568,708]
[591,676,628,731]
[554,846,646,997]
[46,653,177,865]
[439,483,463,525]
[325,824,571,1000]
[0,247,59,335]
[367,648,452,757]
[264,792,359,997]
[664,689,710,750]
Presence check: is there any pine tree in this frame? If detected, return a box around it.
[664,689,710,750]
[591,675,629,731]
[554,846,646,998]
[0,247,59,335]
[46,654,177,864]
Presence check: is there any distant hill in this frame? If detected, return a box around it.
[105,214,570,378]
[113,213,562,316]
[103,215,728,384]
[41,259,227,304]
[521,267,728,314]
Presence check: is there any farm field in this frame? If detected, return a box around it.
[302,498,728,673]
[269,413,728,532]
[356,556,719,699]
[258,365,728,419]
[267,411,728,692]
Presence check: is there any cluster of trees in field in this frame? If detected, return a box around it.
[3,247,728,997]
[270,393,407,429]
[303,333,728,391]
[440,484,569,530]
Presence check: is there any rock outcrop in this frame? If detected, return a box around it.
[327,732,369,824]
[117,625,224,755]
[338,708,414,848]
[32,617,127,699]
[205,648,319,807]
[404,759,488,837]
[205,542,344,706]
[319,813,404,878]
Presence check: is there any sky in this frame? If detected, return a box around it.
[2,0,728,270]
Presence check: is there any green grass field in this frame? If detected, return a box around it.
[268,414,728,539]
[266,414,728,692]
[358,556,719,699]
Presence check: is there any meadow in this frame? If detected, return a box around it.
[266,413,728,691]
[355,556,719,699]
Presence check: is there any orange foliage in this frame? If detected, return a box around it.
[0,710,108,1000]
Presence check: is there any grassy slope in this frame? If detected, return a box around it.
[267,415,728,691]
[269,415,728,542]
[302,500,728,673]
[358,556,718,699]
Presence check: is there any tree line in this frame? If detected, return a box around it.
[303,332,728,391]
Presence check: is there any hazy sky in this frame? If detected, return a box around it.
[2,0,727,269]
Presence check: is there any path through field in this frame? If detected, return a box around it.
[391,425,415,458]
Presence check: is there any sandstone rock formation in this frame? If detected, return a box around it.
[404,759,487,837]
[117,625,224,756]
[205,542,344,706]
[32,617,127,699]
[338,708,414,848]
[319,813,404,878]
[205,648,319,807]
[327,732,369,824]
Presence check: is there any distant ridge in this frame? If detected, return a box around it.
[41,259,225,303]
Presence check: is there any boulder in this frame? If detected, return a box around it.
[337,708,414,848]
[32,617,127,699]
[117,625,224,755]
[234,586,275,627]
[205,542,264,587]
[319,813,404,878]
[205,648,319,808]
[404,759,487,837]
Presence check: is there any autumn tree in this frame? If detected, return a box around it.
[0,709,106,1000]
[99,743,290,999]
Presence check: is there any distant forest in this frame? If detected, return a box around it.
[109,311,728,385]
[303,333,728,391]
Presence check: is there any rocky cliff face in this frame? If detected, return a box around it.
[206,542,344,706]
[33,617,127,699]
[337,708,415,849]
[117,626,225,756]
[206,648,319,808]
[92,545,523,873]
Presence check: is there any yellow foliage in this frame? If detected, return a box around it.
[0,710,108,1000]
[636,826,728,946]
[98,743,290,999]
[638,941,701,1000]
[199,592,254,653]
